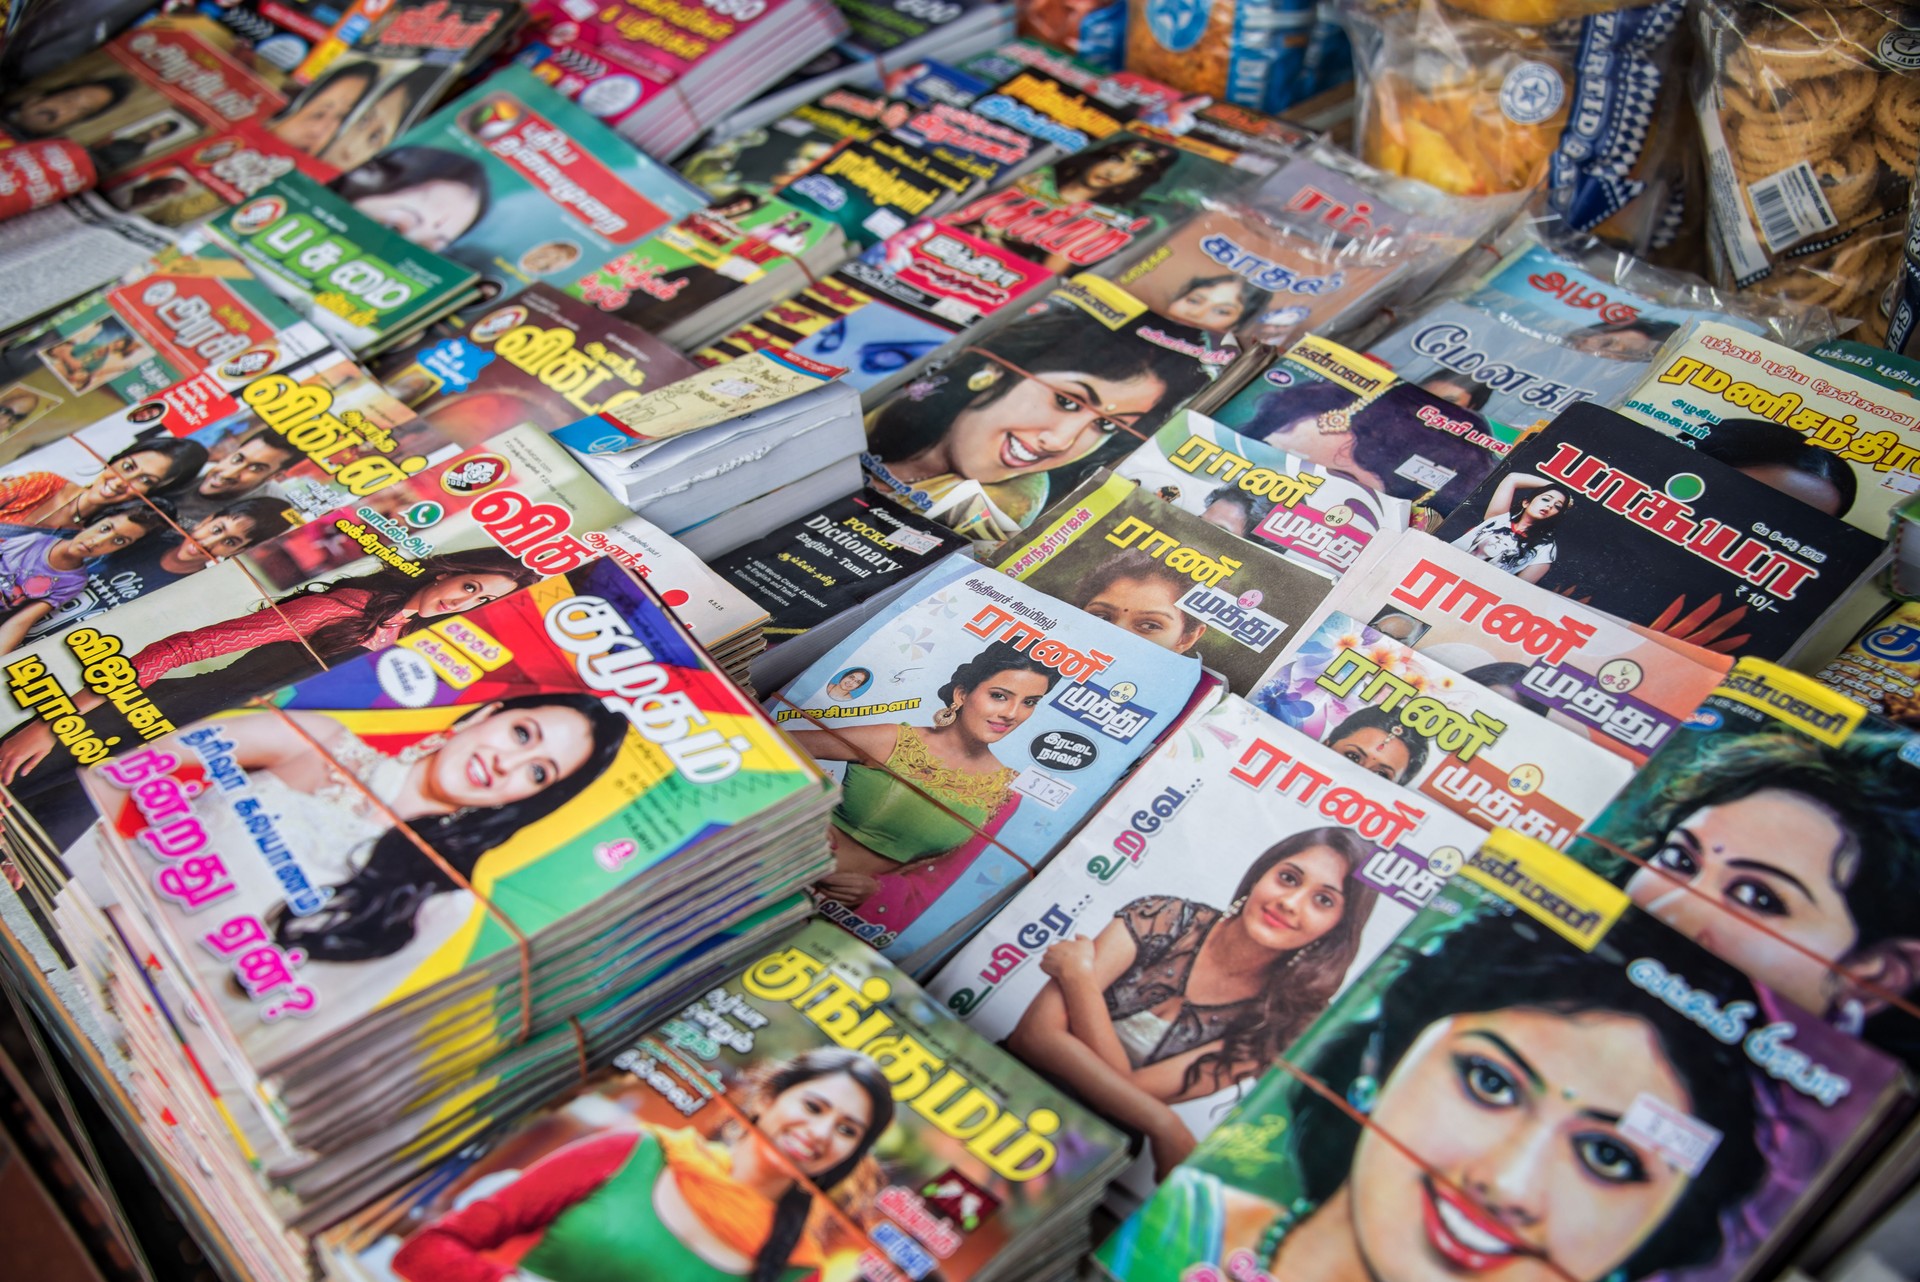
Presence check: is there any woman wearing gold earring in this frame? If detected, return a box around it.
[786,642,1059,908]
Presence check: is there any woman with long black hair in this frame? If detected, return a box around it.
[391,1049,894,1282]
[1449,471,1575,583]
[333,145,493,254]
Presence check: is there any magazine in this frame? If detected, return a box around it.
[1816,599,1920,728]
[1,15,340,228]
[940,128,1252,275]
[780,134,975,249]
[964,65,1136,156]
[1272,530,1734,765]
[1617,319,1920,538]
[1573,658,1920,1069]
[0,236,333,463]
[77,544,830,1075]
[929,693,1485,1196]
[861,276,1227,544]
[1433,402,1886,663]
[1252,610,1634,846]
[767,550,1205,973]
[842,217,1055,332]
[0,193,177,337]
[319,918,1127,1282]
[374,283,698,446]
[0,423,628,863]
[1208,334,1520,525]
[992,471,1336,693]
[1113,408,1413,578]
[677,84,908,203]
[324,67,708,313]
[1094,828,1911,1282]
[208,173,479,357]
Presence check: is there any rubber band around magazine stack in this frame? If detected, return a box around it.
[69,432,333,675]
[767,691,1046,883]
[1576,830,1920,1025]
[247,698,540,1045]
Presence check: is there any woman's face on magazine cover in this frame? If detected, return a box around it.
[322,85,412,171]
[1350,1008,1692,1282]
[1240,846,1348,954]
[948,365,1164,485]
[1521,489,1568,522]
[403,571,524,618]
[1083,574,1202,653]
[1085,150,1150,193]
[351,179,481,253]
[1327,725,1411,783]
[10,83,115,136]
[273,74,367,153]
[1627,790,1857,1015]
[90,450,175,504]
[756,1070,874,1178]
[428,702,598,810]
[1168,281,1247,334]
[954,669,1051,744]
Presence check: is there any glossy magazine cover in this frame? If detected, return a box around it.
[1276,531,1733,765]
[1433,403,1884,663]
[377,284,699,447]
[861,276,1225,544]
[1253,610,1634,847]
[1618,320,1920,538]
[768,551,1203,970]
[325,68,707,313]
[677,86,907,203]
[0,346,449,648]
[992,472,1336,693]
[1209,335,1520,525]
[0,425,626,863]
[0,239,332,463]
[210,173,478,355]
[693,273,957,395]
[1114,409,1413,579]
[1573,658,1920,1070]
[845,218,1055,332]
[1816,599,1920,727]
[1096,829,1909,1282]
[324,919,1126,1282]
[930,694,1483,1196]
[79,551,826,1072]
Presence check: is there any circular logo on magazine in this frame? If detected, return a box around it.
[376,649,440,707]
[1108,681,1138,705]
[1264,368,1297,387]
[1506,763,1543,796]
[580,76,643,118]
[1664,472,1705,502]
[441,454,510,495]
[1031,730,1097,772]
[1880,30,1920,69]
[1324,503,1354,528]
[1426,846,1465,879]
[1687,707,1724,731]
[1500,62,1565,126]
[1145,0,1210,52]
[219,347,277,380]
[471,304,528,345]
[404,501,445,528]
[1237,589,1264,609]
[194,139,238,164]
[230,195,286,235]
[1597,658,1644,693]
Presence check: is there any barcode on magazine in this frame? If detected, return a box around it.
[1748,161,1838,254]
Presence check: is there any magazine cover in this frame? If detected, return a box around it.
[1253,610,1634,847]
[1094,829,1910,1282]
[929,693,1484,1195]
[965,66,1136,156]
[1433,403,1885,662]
[1816,599,1920,728]
[209,173,479,356]
[1209,334,1520,524]
[780,135,974,249]
[677,86,908,202]
[566,196,843,344]
[325,68,708,312]
[693,273,969,395]
[78,549,827,1072]
[1113,408,1413,579]
[0,424,624,847]
[843,218,1056,332]
[375,284,699,446]
[1573,658,1920,1069]
[0,239,333,464]
[885,98,1043,193]
[941,128,1250,275]
[708,488,969,648]
[862,276,1225,544]
[323,919,1127,1282]
[768,551,1204,970]
[992,472,1336,693]
[1618,319,1920,538]
[1275,531,1734,765]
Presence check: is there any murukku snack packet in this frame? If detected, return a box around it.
[1696,0,1920,333]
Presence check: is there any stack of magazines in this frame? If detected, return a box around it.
[315,918,1127,1282]
[28,554,836,1278]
